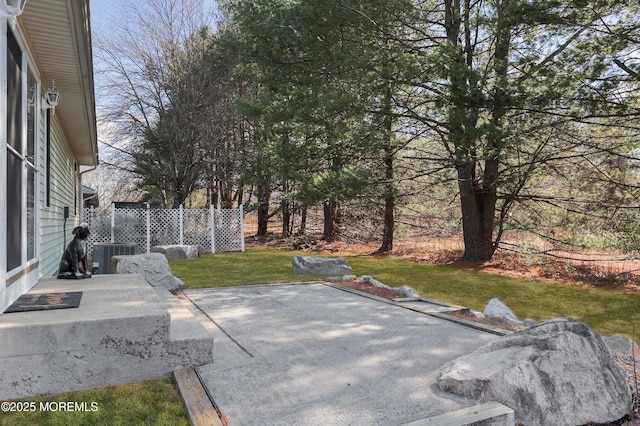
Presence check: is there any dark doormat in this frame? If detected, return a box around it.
[3,292,83,313]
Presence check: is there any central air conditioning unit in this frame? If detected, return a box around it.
[92,243,138,274]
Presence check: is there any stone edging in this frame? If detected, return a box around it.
[323,282,510,337]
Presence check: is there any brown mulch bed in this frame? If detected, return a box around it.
[332,279,405,300]
[334,277,527,330]
[449,310,527,332]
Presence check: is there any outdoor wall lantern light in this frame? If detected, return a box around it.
[27,84,36,106]
[1,0,27,29]
[42,83,60,114]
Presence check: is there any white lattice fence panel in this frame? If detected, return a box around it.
[213,208,243,252]
[184,209,211,251]
[83,207,112,255]
[149,208,181,247]
[84,206,242,255]
[113,208,147,249]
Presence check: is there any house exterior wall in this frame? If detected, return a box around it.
[1,21,82,312]
[39,118,81,277]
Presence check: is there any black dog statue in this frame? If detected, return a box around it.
[57,223,92,279]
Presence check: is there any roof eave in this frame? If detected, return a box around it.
[18,0,98,166]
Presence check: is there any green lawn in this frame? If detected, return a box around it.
[169,247,328,286]
[0,381,189,426]
[171,246,640,338]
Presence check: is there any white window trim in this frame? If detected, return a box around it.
[3,21,43,282]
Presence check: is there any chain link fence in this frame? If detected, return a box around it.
[82,205,244,257]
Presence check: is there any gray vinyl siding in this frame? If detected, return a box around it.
[39,116,80,276]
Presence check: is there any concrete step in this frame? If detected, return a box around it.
[152,286,213,364]
[0,275,171,359]
[0,275,212,400]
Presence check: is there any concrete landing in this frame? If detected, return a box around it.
[0,275,212,400]
[185,283,500,426]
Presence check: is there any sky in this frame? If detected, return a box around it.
[88,0,219,131]
[90,0,218,34]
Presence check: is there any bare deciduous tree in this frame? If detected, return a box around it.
[93,0,214,207]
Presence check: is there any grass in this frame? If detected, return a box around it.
[0,381,189,426]
[171,246,640,338]
[169,248,328,287]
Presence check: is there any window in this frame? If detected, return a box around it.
[6,28,23,272]
[45,109,51,207]
[27,68,37,261]
[5,29,38,271]
[74,162,78,215]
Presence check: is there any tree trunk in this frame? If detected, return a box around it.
[458,163,497,261]
[379,73,395,253]
[323,153,342,242]
[235,187,244,208]
[380,194,394,252]
[282,199,291,237]
[446,0,498,262]
[323,199,340,241]
[459,0,511,261]
[379,143,395,252]
[223,183,233,209]
[256,184,270,236]
[298,207,307,235]
[210,176,219,209]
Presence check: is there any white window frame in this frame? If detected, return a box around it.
[3,21,42,284]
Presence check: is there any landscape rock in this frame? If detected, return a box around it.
[360,276,419,299]
[111,253,185,291]
[292,256,352,276]
[483,298,522,324]
[397,286,420,298]
[325,275,358,283]
[360,275,392,290]
[605,335,639,355]
[151,245,201,259]
[437,317,632,426]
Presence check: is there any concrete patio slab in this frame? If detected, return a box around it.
[184,283,500,426]
[0,275,212,399]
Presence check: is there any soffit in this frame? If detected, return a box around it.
[17,0,98,166]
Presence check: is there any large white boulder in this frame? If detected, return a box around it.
[151,245,202,259]
[111,253,185,291]
[437,318,632,426]
[604,335,639,355]
[292,256,352,276]
[483,298,522,324]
